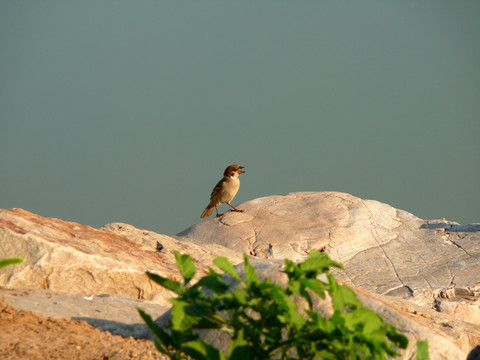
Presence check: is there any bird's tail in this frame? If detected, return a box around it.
[200,204,214,218]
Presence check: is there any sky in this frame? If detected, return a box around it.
[1,1,479,235]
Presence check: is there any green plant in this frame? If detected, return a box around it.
[0,257,23,269]
[416,340,429,360]
[139,251,409,359]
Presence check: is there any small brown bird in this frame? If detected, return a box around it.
[200,164,245,218]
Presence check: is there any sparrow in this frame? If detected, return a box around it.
[200,164,245,218]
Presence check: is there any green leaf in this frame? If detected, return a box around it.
[287,279,301,298]
[302,278,327,298]
[271,287,305,328]
[306,310,335,334]
[171,299,210,331]
[234,289,247,305]
[174,251,196,285]
[288,278,313,308]
[195,316,224,329]
[283,259,298,277]
[329,275,361,311]
[197,274,230,294]
[146,272,184,295]
[417,340,429,360]
[152,338,171,356]
[387,326,409,349]
[361,315,385,339]
[214,256,241,281]
[137,307,172,350]
[170,299,188,331]
[228,329,254,360]
[243,254,258,284]
[0,257,23,269]
[300,250,342,274]
[181,339,224,360]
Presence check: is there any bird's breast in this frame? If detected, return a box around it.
[215,178,240,203]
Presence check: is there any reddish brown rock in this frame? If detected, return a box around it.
[0,208,242,305]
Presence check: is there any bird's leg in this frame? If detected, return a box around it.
[215,205,224,217]
[227,202,244,212]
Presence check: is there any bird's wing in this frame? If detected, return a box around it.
[210,177,227,200]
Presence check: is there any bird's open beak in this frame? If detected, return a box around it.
[239,166,245,174]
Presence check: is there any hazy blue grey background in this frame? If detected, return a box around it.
[1,1,479,235]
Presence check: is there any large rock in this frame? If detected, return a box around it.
[0,208,242,306]
[1,192,479,358]
[177,192,480,316]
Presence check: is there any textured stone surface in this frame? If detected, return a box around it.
[353,288,480,357]
[0,209,242,305]
[1,192,479,358]
[177,192,480,312]
[0,288,168,338]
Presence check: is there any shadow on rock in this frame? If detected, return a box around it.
[72,317,153,339]
[420,222,480,232]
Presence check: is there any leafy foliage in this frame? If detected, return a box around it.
[416,340,429,360]
[0,257,23,269]
[139,250,411,359]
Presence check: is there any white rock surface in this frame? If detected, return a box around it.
[177,192,480,311]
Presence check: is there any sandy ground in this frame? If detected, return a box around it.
[0,299,168,360]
